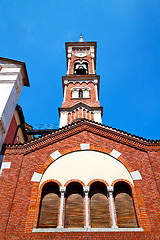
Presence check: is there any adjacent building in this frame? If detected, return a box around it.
[0,57,30,151]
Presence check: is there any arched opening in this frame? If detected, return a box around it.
[114,182,138,228]
[38,182,60,228]
[90,182,110,228]
[65,182,84,228]
[74,62,88,75]
[79,89,83,98]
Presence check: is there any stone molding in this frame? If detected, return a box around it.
[50,150,62,160]
[80,143,90,150]
[32,227,144,232]
[130,170,142,180]
[110,149,121,159]
[0,161,11,175]
[31,172,42,182]
[3,120,160,155]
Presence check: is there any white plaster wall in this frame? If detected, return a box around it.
[40,151,133,186]
[3,83,22,130]
[0,83,14,116]
[94,112,102,123]
[59,112,68,128]
[0,65,23,150]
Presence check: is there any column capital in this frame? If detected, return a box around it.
[83,186,90,193]
[107,185,114,192]
[93,79,98,85]
[64,80,69,85]
[60,186,66,193]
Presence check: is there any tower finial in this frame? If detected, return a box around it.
[79,33,84,42]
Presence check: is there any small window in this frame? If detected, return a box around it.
[74,62,88,75]
[72,88,90,99]
[79,89,83,98]
[114,182,138,228]
[38,183,59,228]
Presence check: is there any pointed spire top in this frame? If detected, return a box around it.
[79,33,84,42]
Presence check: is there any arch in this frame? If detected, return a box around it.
[113,181,138,228]
[65,182,84,228]
[37,182,60,228]
[79,89,83,98]
[111,178,142,227]
[26,147,148,232]
[39,147,135,176]
[40,150,134,187]
[90,181,110,228]
[34,179,62,229]
[88,179,109,188]
[111,178,133,188]
[64,179,85,187]
[73,60,89,75]
[41,179,62,188]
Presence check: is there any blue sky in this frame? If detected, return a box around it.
[0,0,160,139]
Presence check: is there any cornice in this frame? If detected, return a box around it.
[58,102,103,115]
[62,75,100,94]
[3,119,160,155]
[62,75,100,82]
[0,57,30,87]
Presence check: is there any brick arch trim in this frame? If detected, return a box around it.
[64,179,85,187]
[111,178,134,189]
[38,146,135,176]
[40,179,62,190]
[87,179,109,188]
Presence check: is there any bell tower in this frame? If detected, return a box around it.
[59,35,103,128]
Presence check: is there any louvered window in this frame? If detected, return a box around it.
[38,183,59,228]
[65,183,84,228]
[90,182,110,228]
[114,182,138,228]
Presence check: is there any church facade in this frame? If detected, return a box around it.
[0,37,160,239]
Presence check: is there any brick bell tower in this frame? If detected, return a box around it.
[59,35,103,128]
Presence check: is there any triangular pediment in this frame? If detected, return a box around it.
[59,101,103,113]
[4,119,160,155]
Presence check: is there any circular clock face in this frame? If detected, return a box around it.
[75,52,87,58]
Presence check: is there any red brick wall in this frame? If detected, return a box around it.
[68,53,93,75]
[62,82,100,108]
[0,125,160,239]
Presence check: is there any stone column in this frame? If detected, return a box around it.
[83,186,90,228]
[107,186,118,228]
[59,112,68,128]
[63,80,69,102]
[94,79,98,101]
[58,186,66,228]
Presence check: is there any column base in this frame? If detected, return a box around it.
[111,225,118,229]
[84,226,91,229]
[57,226,64,229]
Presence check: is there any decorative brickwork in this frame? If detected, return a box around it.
[64,179,85,187]
[0,119,159,239]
